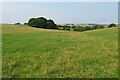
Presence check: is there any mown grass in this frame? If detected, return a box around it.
[2,24,118,78]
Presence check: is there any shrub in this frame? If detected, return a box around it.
[85,26,90,30]
[57,25,64,30]
[108,23,117,28]
[24,23,28,25]
[63,26,71,30]
[95,25,104,29]
[58,27,63,30]
[15,23,21,25]
[74,26,86,31]
[71,26,76,28]
[89,26,96,30]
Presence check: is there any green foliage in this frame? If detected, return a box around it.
[14,23,21,25]
[28,18,36,27]
[63,25,71,30]
[108,23,117,28]
[28,17,57,29]
[85,26,90,30]
[89,26,96,30]
[57,25,64,30]
[57,24,106,32]
[74,26,87,31]
[28,17,116,32]
[35,17,48,28]
[95,25,104,29]
[24,23,28,25]
[46,19,57,29]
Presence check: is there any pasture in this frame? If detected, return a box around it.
[2,24,118,78]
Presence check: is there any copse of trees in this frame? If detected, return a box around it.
[28,17,57,29]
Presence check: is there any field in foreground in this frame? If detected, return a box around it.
[2,24,118,78]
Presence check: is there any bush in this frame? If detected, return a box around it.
[15,23,21,25]
[63,26,71,30]
[89,26,96,30]
[71,26,76,28]
[95,25,104,29]
[74,26,86,31]
[57,25,65,30]
[24,23,28,25]
[108,23,116,28]
[85,26,90,30]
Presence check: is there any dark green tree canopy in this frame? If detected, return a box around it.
[108,23,116,28]
[15,23,21,25]
[47,19,56,29]
[28,18,36,27]
[28,17,57,29]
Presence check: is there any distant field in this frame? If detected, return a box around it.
[2,24,118,78]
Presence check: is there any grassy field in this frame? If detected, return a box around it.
[2,24,118,78]
[0,24,2,78]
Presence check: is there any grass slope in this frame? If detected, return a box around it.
[2,24,118,78]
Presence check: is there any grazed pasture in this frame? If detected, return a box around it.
[2,24,118,78]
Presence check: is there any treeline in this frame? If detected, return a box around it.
[15,17,117,32]
[57,23,117,32]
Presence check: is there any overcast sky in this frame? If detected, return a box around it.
[1,2,118,24]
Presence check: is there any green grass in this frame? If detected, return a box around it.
[2,24,118,78]
[0,24,2,78]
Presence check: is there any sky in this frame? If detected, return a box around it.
[1,2,119,24]
[0,0,120,2]
[119,1,120,24]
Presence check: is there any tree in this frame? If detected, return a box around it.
[36,17,47,28]
[28,17,47,28]
[28,17,56,29]
[28,18,36,27]
[46,19,57,29]
[108,23,116,28]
